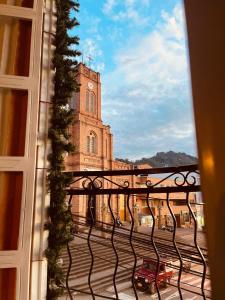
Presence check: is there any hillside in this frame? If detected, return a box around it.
[116,151,198,168]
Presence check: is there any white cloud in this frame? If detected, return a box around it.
[117,9,185,83]
[77,10,105,72]
[103,0,117,15]
[81,38,103,61]
[112,9,149,26]
[104,3,187,97]
[140,0,150,6]
[125,0,150,7]
[160,123,194,139]
[96,62,105,73]
[161,5,185,41]
[79,37,105,73]
[102,3,197,159]
[102,0,150,26]
[106,25,123,42]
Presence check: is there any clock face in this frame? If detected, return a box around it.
[88,82,94,90]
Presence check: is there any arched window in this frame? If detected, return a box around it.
[87,131,97,154]
[86,90,95,113]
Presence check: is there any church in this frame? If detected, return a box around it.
[66,63,134,224]
[66,62,131,173]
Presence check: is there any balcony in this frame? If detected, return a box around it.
[61,165,210,299]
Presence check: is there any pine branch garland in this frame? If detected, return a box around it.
[46,0,80,299]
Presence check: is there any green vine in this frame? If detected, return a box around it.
[45,0,80,299]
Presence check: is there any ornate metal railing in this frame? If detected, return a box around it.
[62,165,210,300]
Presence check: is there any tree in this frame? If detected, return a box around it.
[45,1,80,299]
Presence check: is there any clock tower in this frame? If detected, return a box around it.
[66,63,114,172]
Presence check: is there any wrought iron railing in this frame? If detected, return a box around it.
[62,165,210,300]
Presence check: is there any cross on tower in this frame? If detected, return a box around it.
[87,55,93,67]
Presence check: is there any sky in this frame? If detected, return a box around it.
[72,0,197,160]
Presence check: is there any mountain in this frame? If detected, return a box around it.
[116,151,198,168]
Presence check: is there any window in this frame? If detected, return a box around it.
[0,2,45,298]
[0,172,23,250]
[85,90,95,113]
[87,131,97,154]
[0,16,32,76]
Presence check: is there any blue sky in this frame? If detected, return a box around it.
[73,0,197,160]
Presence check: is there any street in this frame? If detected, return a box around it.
[62,225,210,299]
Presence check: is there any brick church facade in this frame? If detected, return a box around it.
[66,63,123,172]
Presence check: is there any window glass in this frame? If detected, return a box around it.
[0,0,33,8]
[87,132,97,154]
[0,172,23,250]
[0,88,28,156]
[0,16,32,76]
[85,90,95,113]
[90,136,94,153]
[143,261,156,272]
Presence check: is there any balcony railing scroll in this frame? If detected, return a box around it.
[62,165,210,300]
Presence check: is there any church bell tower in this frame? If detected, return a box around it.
[66,63,113,172]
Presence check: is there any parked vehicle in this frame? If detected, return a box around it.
[134,259,173,294]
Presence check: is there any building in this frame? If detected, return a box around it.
[66,63,114,172]
[135,172,197,228]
